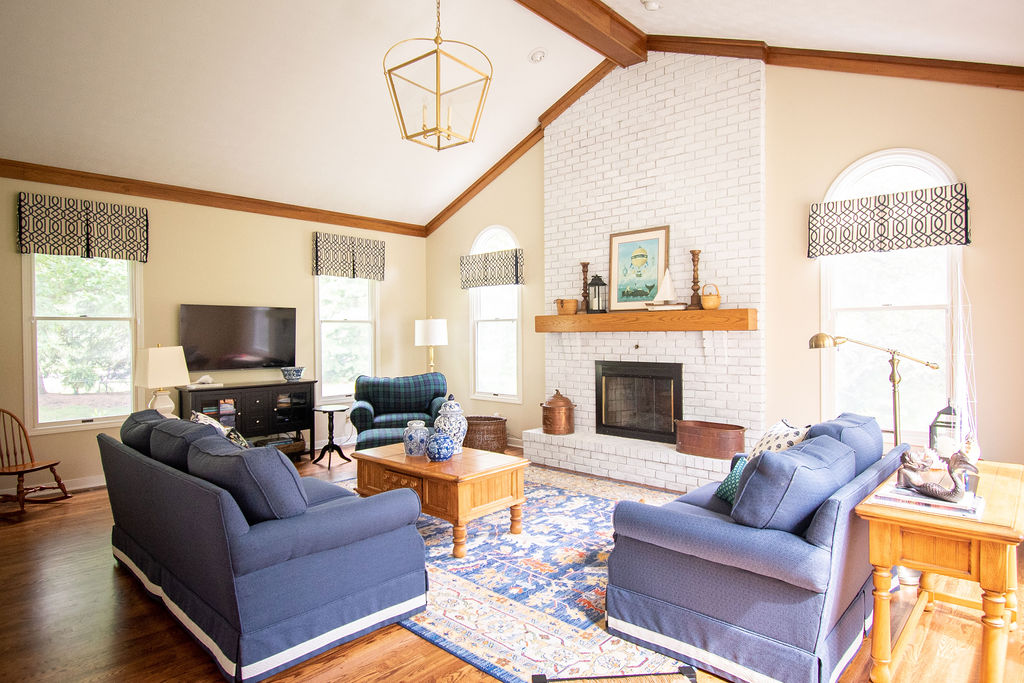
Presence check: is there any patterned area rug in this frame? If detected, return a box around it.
[395,466,688,682]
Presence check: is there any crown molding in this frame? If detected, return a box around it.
[425,126,544,236]
[0,158,426,238]
[539,59,618,128]
[646,35,768,61]
[767,47,1024,91]
[643,35,1024,91]
[513,0,646,67]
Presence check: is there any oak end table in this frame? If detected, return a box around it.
[855,460,1024,683]
[352,442,528,558]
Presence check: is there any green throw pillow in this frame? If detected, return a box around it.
[714,456,748,505]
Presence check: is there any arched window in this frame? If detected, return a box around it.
[820,149,960,445]
[469,226,521,402]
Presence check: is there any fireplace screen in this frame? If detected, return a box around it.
[595,361,682,443]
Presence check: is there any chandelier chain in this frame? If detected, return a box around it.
[435,0,441,41]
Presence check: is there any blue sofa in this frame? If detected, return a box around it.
[97,410,427,682]
[607,414,906,683]
[350,372,447,449]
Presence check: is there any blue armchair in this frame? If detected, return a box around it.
[350,372,447,449]
[607,414,906,683]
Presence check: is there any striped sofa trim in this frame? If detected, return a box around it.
[113,546,427,680]
[606,615,784,683]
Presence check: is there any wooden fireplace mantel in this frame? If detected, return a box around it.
[534,308,757,333]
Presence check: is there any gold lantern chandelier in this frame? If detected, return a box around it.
[383,0,493,151]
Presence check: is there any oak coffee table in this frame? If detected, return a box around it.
[352,442,528,558]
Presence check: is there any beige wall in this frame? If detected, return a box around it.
[0,178,426,487]
[424,143,546,442]
[766,66,1024,462]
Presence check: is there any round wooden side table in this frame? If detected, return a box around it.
[313,404,351,469]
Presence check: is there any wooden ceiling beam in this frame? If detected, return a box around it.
[513,0,646,67]
[0,158,426,238]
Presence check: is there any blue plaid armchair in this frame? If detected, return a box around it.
[350,373,447,450]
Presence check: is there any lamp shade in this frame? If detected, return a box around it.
[136,346,190,389]
[415,319,448,347]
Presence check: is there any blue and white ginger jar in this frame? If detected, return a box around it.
[434,394,467,454]
[403,419,429,457]
[426,432,455,462]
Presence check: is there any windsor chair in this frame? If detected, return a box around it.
[1,408,71,513]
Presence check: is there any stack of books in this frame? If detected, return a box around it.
[869,479,984,519]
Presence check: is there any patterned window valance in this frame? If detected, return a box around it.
[459,248,524,289]
[808,183,969,258]
[17,192,149,262]
[312,231,386,281]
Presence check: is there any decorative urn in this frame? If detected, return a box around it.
[403,420,429,457]
[426,432,455,462]
[541,389,575,435]
[434,394,468,454]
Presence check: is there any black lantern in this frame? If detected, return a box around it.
[587,274,607,313]
[929,401,957,449]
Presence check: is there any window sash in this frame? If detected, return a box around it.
[315,277,377,402]
[24,254,139,432]
[819,248,958,445]
[470,285,521,401]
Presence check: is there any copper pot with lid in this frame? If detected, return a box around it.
[541,389,575,435]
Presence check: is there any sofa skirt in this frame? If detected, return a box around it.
[112,525,428,682]
[606,584,868,683]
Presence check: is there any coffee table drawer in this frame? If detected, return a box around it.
[382,469,423,497]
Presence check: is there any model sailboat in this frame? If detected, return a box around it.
[645,270,687,310]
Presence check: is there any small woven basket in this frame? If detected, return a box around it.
[464,416,508,452]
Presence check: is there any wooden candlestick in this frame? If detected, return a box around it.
[686,249,703,310]
[580,262,590,315]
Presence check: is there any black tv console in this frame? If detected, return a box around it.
[178,380,317,459]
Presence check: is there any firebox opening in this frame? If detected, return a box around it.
[595,361,682,443]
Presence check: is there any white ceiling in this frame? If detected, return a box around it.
[1,1,1021,227]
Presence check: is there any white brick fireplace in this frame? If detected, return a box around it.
[524,52,767,492]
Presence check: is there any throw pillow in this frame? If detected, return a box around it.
[806,413,883,475]
[120,409,166,455]
[150,420,221,470]
[714,456,748,505]
[750,419,810,458]
[191,410,250,448]
[188,438,308,524]
[731,435,857,534]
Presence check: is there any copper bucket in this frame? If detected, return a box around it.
[541,389,575,435]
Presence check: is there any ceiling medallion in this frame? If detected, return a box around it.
[383,0,493,151]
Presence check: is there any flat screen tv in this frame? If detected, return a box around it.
[179,304,296,371]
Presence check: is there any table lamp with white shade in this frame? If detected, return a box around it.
[137,345,191,417]
[414,319,448,373]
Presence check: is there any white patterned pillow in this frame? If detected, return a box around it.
[190,411,250,449]
[750,419,810,458]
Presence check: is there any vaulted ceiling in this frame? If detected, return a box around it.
[1,0,1021,230]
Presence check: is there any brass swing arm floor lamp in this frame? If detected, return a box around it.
[809,332,939,446]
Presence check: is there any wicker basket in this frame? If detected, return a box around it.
[464,416,508,453]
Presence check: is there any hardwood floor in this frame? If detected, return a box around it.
[0,448,1020,682]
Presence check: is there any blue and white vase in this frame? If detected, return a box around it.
[403,420,429,457]
[434,394,468,454]
[426,432,455,462]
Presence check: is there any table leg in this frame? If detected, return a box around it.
[981,589,1008,683]
[510,504,523,534]
[1008,550,1019,631]
[920,571,936,613]
[870,565,893,683]
[453,524,467,558]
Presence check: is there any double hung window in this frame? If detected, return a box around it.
[469,226,521,401]
[25,254,138,430]
[819,149,960,444]
[317,276,376,400]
